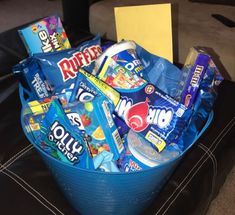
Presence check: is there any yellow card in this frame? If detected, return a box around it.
[115,4,173,62]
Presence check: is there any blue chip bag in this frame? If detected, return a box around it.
[40,99,94,169]
[33,35,102,90]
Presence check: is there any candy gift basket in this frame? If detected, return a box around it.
[14,15,222,215]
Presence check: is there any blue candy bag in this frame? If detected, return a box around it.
[40,99,94,169]
[95,41,186,100]
[33,35,102,90]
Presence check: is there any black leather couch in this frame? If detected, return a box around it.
[1,17,235,215]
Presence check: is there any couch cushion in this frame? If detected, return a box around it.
[89,0,235,80]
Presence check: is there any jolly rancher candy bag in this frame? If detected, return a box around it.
[40,99,94,169]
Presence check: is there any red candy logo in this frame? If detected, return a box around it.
[57,45,102,81]
[124,98,149,132]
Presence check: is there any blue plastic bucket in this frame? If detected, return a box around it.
[19,84,213,215]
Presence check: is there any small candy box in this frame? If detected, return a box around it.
[115,83,192,152]
[18,15,71,55]
[179,47,211,108]
[64,95,124,161]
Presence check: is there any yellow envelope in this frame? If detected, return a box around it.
[115,3,173,62]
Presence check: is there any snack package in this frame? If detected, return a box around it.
[27,98,52,114]
[33,35,102,90]
[118,130,181,172]
[69,68,120,107]
[97,56,146,90]
[64,95,124,160]
[13,57,52,100]
[135,44,183,99]
[23,112,45,142]
[18,15,71,55]
[40,99,94,169]
[177,56,223,150]
[199,57,223,91]
[95,40,145,75]
[115,83,192,152]
[178,47,211,107]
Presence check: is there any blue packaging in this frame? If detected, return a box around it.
[112,113,130,137]
[179,47,211,107]
[177,56,223,150]
[13,57,52,99]
[69,68,120,109]
[135,44,184,99]
[118,130,181,172]
[64,95,124,160]
[68,72,100,103]
[40,99,94,169]
[115,83,192,152]
[33,35,102,90]
[95,40,145,76]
